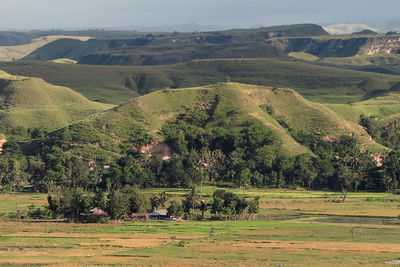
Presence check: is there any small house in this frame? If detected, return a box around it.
[149,207,170,220]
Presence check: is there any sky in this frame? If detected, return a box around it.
[1,0,400,30]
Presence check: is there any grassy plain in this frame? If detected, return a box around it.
[1,188,400,266]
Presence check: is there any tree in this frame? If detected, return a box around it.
[65,156,89,189]
[199,200,207,220]
[57,188,92,222]
[152,191,168,208]
[182,187,200,212]
[382,150,400,192]
[106,190,129,220]
[211,196,224,217]
[234,168,251,193]
[211,190,248,218]
[124,187,151,213]
[167,200,184,218]
[291,154,317,188]
[247,196,260,219]
[30,127,48,139]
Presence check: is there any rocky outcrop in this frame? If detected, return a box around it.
[140,141,172,160]
[359,37,400,55]
[269,36,400,58]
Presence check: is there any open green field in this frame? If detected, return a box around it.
[1,188,400,266]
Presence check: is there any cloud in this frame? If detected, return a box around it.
[0,0,399,29]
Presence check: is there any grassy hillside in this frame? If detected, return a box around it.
[325,89,400,122]
[54,83,385,161]
[321,53,400,66]
[0,36,92,62]
[1,59,400,105]
[245,86,385,152]
[77,42,288,66]
[24,39,288,65]
[0,70,113,135]
[288,52,319,61]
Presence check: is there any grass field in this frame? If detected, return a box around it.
[1,188,400,266]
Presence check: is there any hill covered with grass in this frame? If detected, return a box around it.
[50,83,383,162]
[1,58,400,104]
[0,70,113,136]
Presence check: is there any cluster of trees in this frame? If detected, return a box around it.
[360,115,400,150]
[46,186,161,221]
[159,109,398,193]
[43,185,258,222]
[166,188,260,220]
[211,189,260,219]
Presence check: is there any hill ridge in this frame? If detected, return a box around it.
[54,82,385,161]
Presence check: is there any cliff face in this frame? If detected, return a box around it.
[269,36,400,58]
[358,37,400,55]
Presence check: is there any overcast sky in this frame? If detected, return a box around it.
[1,0,399,30]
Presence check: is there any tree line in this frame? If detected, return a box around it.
[1,109,400,203]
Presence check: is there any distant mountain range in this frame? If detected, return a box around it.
[105,23,236,33]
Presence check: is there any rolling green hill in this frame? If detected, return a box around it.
[1,58,400,105]
[54,83,384,161]
[77,42,288,66]
[22,24,326,65]
[0,70,113,135]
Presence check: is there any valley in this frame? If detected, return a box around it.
[1,21,400,266]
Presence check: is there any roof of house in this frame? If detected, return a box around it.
[89,208,108,216]
[150,207,168,216]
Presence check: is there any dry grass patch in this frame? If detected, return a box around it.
[231,239,400,253]
[0,257,67,265]
[79,238,165,248]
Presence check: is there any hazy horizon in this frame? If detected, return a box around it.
[1,0,400,31]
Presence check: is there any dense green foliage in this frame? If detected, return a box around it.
[360,114,400,149]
